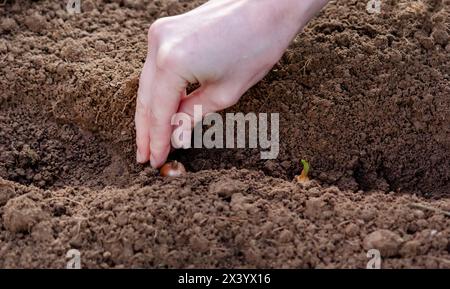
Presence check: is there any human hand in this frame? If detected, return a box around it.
[135,0,328,167]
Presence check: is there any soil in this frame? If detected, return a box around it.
[0,0,449,268]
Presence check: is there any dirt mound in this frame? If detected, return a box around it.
[176,0,450,196]
[0,0,449,268]
[3,194,49,233]
[1,174,449,268]
[2,0,449,196]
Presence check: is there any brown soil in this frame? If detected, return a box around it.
[0,0,449,268]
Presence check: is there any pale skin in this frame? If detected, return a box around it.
[135,0,330,167]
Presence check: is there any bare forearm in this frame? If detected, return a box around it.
[272,0,330,35]
[239,0,329,51]
[136,0,330,166]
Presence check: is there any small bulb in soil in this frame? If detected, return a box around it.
[297,159,310,183]
[160,161,186,177]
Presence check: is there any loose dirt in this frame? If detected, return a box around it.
[0,0,449,268]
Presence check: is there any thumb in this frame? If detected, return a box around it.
[177,83,240,121]
[172,84,240,148]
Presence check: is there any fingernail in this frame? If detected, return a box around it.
[150,154,158,168]
[136,150,146,163]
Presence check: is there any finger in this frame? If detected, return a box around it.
[180,88,187,100]
[148,68,187,168]
[177,84,239,122]
[171,84,239,149]
[135,57,154,163]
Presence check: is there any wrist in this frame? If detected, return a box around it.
[298,0,330,25]
[276,0,329,33]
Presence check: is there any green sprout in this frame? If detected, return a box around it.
[297,159,310,183]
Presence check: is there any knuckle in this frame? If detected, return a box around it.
[135,131,146,146]
[135,95,151,117]
[155,42,187,71]
[150,140,167,153]
[211,92,236,109]
[148,17,189,72]
[147,17,170,45]
[211,83,243,109]
[135,98,164,129]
